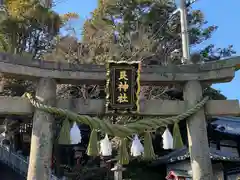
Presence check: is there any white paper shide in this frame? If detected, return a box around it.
[70,122,82,144]
[100,134,112,156]
[162,127,173,149]
[131,135,144,157]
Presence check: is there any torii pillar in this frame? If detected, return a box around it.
[27,78,56,180]
[180,0,213,179]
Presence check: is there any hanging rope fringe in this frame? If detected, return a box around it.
[173,123,184,149]
[87,129,99,156]
[58,118,71,145]
[143,131,155,160]
[118,138,129,165]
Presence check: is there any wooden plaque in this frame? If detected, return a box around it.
[105,61,141,114]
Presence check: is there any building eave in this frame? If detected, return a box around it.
[151,146,240,166]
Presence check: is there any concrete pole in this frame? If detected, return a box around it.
[179,0,190,64]
[180,0,213,179]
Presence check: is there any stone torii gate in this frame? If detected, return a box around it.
[0,52,239,180]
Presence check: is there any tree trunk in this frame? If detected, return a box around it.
[27,78,56,180]
[183,80,213,180]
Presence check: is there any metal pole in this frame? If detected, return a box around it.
[179,0,191,64]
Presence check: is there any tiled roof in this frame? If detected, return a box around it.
[152,146,240,165]
[211,116,240,135]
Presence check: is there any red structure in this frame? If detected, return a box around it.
[165,170,191,180]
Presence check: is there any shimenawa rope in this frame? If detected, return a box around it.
[23,93,209,164]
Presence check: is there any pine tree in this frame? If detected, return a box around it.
[0,0,79,97]
[82,0,235,65]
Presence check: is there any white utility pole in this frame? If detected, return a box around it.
[179,0,191,64]
[40,0,52,8]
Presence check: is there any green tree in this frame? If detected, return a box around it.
[0,0,60,97]
[81,0,235,64]
[0,0,79,97]
[0,0,61,56]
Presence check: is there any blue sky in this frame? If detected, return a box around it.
[54,0,240,100]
